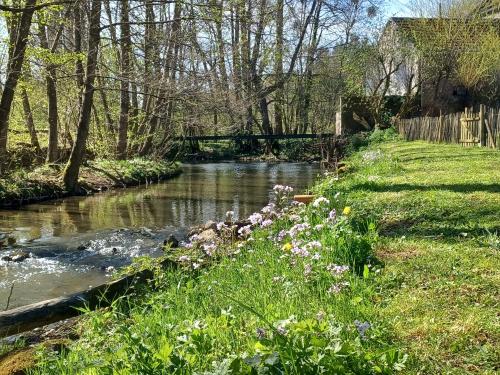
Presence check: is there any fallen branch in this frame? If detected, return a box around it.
[0,258,177,338]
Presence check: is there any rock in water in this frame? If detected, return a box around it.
[197,229,218,243]
[164,235,179,249]
[203,220,218,231]
[1,251,30,262]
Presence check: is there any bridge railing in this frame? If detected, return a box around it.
[173,134,335,142]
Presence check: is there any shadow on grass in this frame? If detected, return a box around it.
[398,153,495,164]
[350,182,500,194]
[380,222,500,240]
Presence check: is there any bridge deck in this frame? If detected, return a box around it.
[175,134,335,141]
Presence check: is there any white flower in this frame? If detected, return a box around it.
[314,224,324,231]
[305,240,322,250]
[312,197,330,208]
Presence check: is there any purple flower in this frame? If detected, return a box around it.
[217,222,227,231]
[260,219,273,228]
[291,246,310,257]
[256,327,267,339]
[326,264,349,276]
[354,320,371,339]
[304,264,312,277]
[248,212,263,225]
[238,225,252,237]
[189,234,201,243]
[273,185,293,194]
[316,311,326,321]
[289,222,311,238]
[328,209,337,222]
[178,255,190,262]
[327,281,349,294]
[261,203,276,217]
[202,243,216,256]
[277,229,288,241]
[276,326,288,336]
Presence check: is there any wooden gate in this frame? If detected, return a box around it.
[459,105,495,148]
[460,107,480,147]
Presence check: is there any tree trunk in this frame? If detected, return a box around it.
[0,0,36,157]
[73,3,85,105]
[299,3,321,134]
[240,0,253,133]
[21,87,41,152]
[39,22,59,163]
[273,0,284,134]
[117,0,131,159]
[63,0,102,192]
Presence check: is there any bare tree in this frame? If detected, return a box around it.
[63,0,102,191]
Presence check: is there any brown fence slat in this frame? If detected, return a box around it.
[397,106,499,149]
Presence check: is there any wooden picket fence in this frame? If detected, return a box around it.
[397,105,500,149]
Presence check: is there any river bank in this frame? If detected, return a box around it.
[0,159,181,208]
[2,136,498,374]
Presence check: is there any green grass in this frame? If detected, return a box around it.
[30,138,499,374]
[31,173,405,373]
[316,140,500,374]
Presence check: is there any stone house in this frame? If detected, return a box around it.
[381,1,500,115]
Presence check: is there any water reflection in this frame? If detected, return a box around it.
[0,162,320,308]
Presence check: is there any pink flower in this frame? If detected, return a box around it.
[327,281,350,294]
[248,212,263,225]
[261,219,273,228]
[326,264,349,276]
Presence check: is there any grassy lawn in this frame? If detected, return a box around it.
[316,140,499,374]
[24,138,499,374]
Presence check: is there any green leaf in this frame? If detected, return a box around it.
[363,264,370,279]
[155,341,173,363]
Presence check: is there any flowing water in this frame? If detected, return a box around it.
[0,162,320,309]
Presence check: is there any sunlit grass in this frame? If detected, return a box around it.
[318,140,500,374]
[30,138,499,374]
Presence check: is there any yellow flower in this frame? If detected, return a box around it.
[342,206,352,216]
[282,243,293,252]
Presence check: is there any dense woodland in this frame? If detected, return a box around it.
[0,0,498,190]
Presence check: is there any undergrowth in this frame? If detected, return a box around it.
[32,184,407,374]
[30,134,499,374]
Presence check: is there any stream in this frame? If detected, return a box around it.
[0,162,320,310]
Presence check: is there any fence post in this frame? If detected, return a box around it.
[480,104,486,147]
[438,110,444,142]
